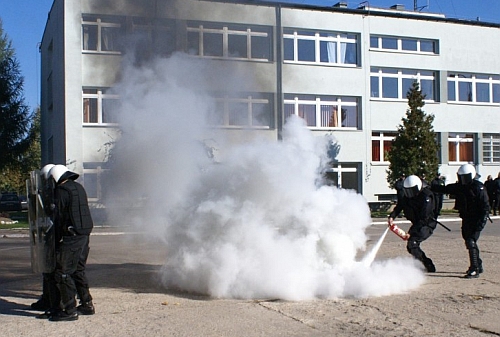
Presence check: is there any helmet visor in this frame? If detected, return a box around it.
[458,173,473,185]
[403,185,420,198]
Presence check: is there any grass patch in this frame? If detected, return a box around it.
[0,211,29,229]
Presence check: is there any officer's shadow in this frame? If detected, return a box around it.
[0,289,40,317]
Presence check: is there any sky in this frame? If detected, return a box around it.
[1,0,500,113]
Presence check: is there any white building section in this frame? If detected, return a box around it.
[40,0,500,207]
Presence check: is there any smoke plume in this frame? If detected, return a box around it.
[103,53,425,300]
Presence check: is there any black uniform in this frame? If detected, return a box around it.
[431,176,445,216]
[52,178,94,319]
[493,177,500,215]
[389,186,437,272]
[484,178,496,214]
[432,179,489,276]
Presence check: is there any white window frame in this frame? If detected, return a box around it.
[187,24,270,61]
[284,95,359,130]
[370,68,436,102]
[448,133,474,163]
[210,94,271,129]
[483,133,500,164]
[83,88,120,125]
[371,132,397,163]
[370,35,438,55]
[447,73,500,105]
[325,164,358,190]
[283,29,358,66]
[83,166,107,203]
[82,17,122,54]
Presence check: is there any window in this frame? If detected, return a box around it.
[371,67,436,101]
[370,35,438,54]
[284,29,358,66]
[130,17,176,57]
[448,133,474,163]
[324,163,360,192]
[83,88,120,125]
[187,22,271,61]
[483,133,500,163]
[372,132,397,162]
[83,163,109,202]
[207,93,273,128]
[447,73,500,104]
[284,94,359,129]
[82,16,123,53]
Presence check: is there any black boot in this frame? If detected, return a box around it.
[423,257,436,273]
[49,310,78,322]
[77,301,95,315]
[465,248,481,278]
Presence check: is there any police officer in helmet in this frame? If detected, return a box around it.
[46,164,95,321]
[388,175,437,272]
[31,164,58,313]
[431,164,490,278]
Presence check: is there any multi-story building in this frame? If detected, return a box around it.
[40,0,500,209]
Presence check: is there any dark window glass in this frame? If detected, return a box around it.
[401,39,417,51]
[203,33,223,57]
[382,77,398,98]
[283,38,294,60]
[297,39,315,62]
[228,34,247,58]
[381,37,397,49]
[251,36,270,60]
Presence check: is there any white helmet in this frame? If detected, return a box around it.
[40,164,55,180]
[403,175,422,198]
[49,164,79,184]
[457,164,476,185]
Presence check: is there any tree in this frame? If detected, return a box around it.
[0,19,39,194]
[0,19,32,173]
[386,81,439,188]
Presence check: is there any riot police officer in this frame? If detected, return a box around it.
[388,175,437,272]
[431,164,490,278]
[47,165,94,321]
[31,164,57,313]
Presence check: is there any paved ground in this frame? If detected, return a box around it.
[1,215,499,336]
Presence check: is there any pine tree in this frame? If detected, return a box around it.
[0,19,32,172]
[386,81,439,188]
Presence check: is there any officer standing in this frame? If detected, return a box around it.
[47,165,95,321]
[431,164,490,278]
[388,175,437,273]
[31,164,58,314]
[493,172,500,216]
[484,175,496,215]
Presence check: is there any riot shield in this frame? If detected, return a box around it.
[28,170,56,274]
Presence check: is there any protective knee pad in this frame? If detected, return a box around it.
[465,238,477,250]
[406,240,420,254]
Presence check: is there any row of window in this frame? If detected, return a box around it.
[372,132,500,163]
[83,131,499,200]
[82,161,362,200]
[84,83,500,130]
[82,131,499,201]
[82,89,361,129]
[448,73,500,104]
[82,15,438,64]
[370,35,438,54]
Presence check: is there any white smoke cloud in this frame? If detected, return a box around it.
[103,53,425,300]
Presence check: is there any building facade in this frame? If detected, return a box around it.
[40,0,500,206]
